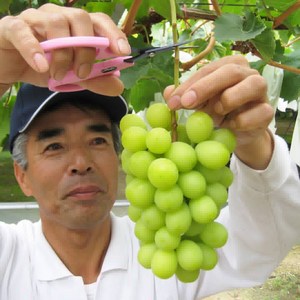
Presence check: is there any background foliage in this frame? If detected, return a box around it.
[1,0,300,150]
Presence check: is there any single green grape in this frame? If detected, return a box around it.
[146,127,172,154]
[176,265,200,283]
[206,182,228,208]
[125,178,155,208]
[141,205,165,231]
[121,149,133,175]
[186,111,213,143]
[138,243,157,269]
[219,166,234,188]
[121,126,148,153]
[195,140,230,170]
[165,202,192,235]
[127,204,143,222]
[120,114,147,133]
[134,219,156,243]
[178,170,206,199]
[189,195,219,224]
[155,226,181,251]
[148,158,179,190]
[164,141,197,172]
[176,239,203,271]
[210,128,236,153]
[154,185,184,212]
[146,102,172,130]
[197,243,218,270]
[128,150,156,179]
[199,221,228,248]
[151,249,178,279]
[195,163,223,184]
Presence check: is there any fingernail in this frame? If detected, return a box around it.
[181,90,197,107]
[54,69,66,81]
[168,95,181,110]
[34,53,49,73]
[117,38,131,54]
[78,63,91,79]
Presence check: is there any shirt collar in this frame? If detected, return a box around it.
[34,213,129,281]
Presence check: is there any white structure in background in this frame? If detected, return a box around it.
[261,63,299,166]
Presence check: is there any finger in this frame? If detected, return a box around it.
[222,102,274,132]
[166,55,250,110]
[39,5,97,79]
[215,74,268,115]
[19,8,74,81]
[90,13,131,55]
[0,15,49,73]
[78,75,124,96]
[180,64,258,109]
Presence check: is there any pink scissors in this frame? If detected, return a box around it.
[40,36,191,92]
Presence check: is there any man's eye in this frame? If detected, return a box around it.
[92,137,107,145]
[44,143,62,152]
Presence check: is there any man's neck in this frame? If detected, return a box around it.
[41,216,112,284]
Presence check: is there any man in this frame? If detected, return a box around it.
[0,4,300,300]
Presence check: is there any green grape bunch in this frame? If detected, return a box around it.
[120,102,236,283]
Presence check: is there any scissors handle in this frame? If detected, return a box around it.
[40,36,133,92]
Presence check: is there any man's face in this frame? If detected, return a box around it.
[15,104,119,230]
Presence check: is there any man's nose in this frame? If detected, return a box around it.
[68,147,93,175]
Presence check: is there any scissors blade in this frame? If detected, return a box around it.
[124,40,194,63]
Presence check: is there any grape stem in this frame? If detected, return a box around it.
[170,0,179,142]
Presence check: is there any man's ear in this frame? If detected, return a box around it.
[14,162,33,197]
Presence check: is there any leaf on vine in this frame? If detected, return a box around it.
[251,28,275,62]
[85,2,116,15]
[264,0,298,11]
[125,66,173,112]
[214,12,266,42]
[278,49,300,101]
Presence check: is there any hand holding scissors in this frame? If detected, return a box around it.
[40,36,192,92]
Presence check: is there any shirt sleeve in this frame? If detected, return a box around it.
[185,134,300,299]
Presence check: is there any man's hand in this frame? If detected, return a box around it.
[163,55,274,170]
[0,3,131,96]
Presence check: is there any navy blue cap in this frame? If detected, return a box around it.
[9,83,128,153]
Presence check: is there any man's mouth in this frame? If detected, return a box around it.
[66,185,102,200]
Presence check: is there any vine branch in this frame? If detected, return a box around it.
[211,0,222,16]
[273,0,300,29]
[121,0,143,36]
[170,0,179,142]
[181,35,216,71]
[252,49,300,75]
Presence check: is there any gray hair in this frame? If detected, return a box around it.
[12,123,121,171]
[11,132,28,170]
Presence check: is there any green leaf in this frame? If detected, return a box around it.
[85,2,116,15]
[214,12,266,42]
[128,79,161,112]
[0,97,14,151]
[220,0,257,15]
[126,65,173,112]
[264,0,297,11]
[251,28,275,62]
[0,0,12,13]
[279,50,300,101]
[120,62,151,90]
